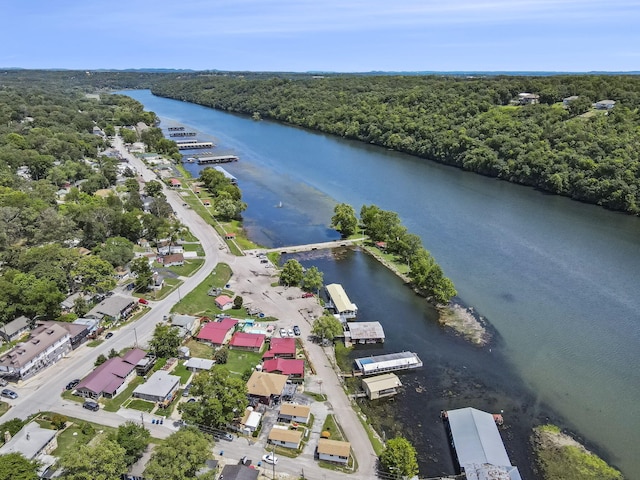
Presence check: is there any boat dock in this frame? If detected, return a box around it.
[213,166,237,184]
[176,141,215,150]
[169,131,196,137]
[168,127,184,132]
[353,351,423,376]
[196,155,239,164]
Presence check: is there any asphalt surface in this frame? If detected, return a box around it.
[4,135,379,479]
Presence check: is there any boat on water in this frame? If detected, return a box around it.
[276,201,283,208]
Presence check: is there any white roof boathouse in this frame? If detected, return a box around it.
[325,283,357,322]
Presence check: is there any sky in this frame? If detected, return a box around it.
[1,0,639,72]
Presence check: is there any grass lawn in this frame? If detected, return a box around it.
[152,278,182,300]
[225,348,265,376]
[103,377,144,412]
[168,259,205,277]
[305,392,327,402]
[219,219,261,251]
[86,339,104,348]
[322,414,346,442]
[184,339,214,359]
[155,398,179,418]
[0,402,10,416]
[125,399,155,412]
[172,263,232,317]
[172,361,193,384]
[52,419,117,456]
[61,390,84,404]
[182,243,205,256]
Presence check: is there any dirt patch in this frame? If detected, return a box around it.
[438,303,491,346]
[534,427,588,452]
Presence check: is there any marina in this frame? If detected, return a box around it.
[195,155,240,165]
[176,140,215,150]
[353,351,423,376]
[168,131,196,137]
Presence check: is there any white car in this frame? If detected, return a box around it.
[279,328,287,337]
[262,453,278,465]
[287,329,294,337]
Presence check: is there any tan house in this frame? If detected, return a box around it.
[317,438,351,464]
[246,371,288,405]
[268,427,303,449]
[278,403,311,424]
[362,373,402,400]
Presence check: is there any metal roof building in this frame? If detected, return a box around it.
[346,321,385,343]
[446,407,522,480]
[325,283,357,320]
[354,351,422,375]
[361,373,402,400]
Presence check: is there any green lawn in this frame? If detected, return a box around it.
[103,377,144,412]
[322,414,346,442]
[52,419,117,456]
[225,348,265,376]
[184,339,214,359]
[155,398,179,418]
[151,278,182,300]
[86,339,104,347]
[182,243,205,256]
[172,263,232,317]
[168,259,205,277]
[125,399,155,412]
[0,402,10,416]
[173,362,193,384]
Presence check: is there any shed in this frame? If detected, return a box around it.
[362,373,402,400]
[215,295,234,310]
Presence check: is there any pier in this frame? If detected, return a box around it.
[177,141,215,150]
[353,351,423,376]
[196,155,239,164]
[167,127,184,131]
[169,131,196,137]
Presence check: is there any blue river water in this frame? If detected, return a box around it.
[119,90,640,478]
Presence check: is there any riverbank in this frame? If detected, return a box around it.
[362,245,490,346]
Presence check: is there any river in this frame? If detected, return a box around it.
[119,90,640,478]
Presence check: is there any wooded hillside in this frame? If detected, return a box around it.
[151,74,640,214]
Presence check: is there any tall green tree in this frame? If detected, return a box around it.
[311,314,343,343]
[148,323,181,358]
[111,421,151,466]
[379,436,419,479]
[129,256,153,293]
[71,256,116,294]
[58,438,127,480]
[178,367,248,429]
[144,428,212,480]
[0,452,39,480]
[331,203,358,237]
[302,266,324,293]
[279,259,304,286]
[96,237,134,267]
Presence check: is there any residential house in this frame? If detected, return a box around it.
[262,337,296,360]
[595,99,616,110]
[158,253,184,267]
[150,272,165,291]
[215,295,234,311]
[268,427,303,450]
[0,421,59,476]
[0,316,31,342]
[246,371,288,405]
[278,403,310,424]
[218,464,258,480]
[345,322,385,344]
[261,358,305,383]
[60,292,85,314]
[361,373,402,400]
[240,407,262,433]
[113,267,130,281]
[317,438,351,464]
[517,93,540,105]
[197,318,238,346]
[132,370,181,406]
[171,314,201,338]
[184,357,215,372]
[158,244,184,256]
[41,320,91,349]
[0,323,72,380]
[169,178,182,188]
[72,317,100,338]
[229,332,265,351]
[75,348,146,399]
[562,95,579,107]
[86,294,136,323]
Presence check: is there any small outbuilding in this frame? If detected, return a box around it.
[362,373,402,400]
[215,295,234,311]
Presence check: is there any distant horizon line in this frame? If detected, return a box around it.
[2,67,639,76]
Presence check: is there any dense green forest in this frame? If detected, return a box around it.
[150,74,640,214]
[0,83,178,324]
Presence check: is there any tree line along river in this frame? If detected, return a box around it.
[120,90,640,478]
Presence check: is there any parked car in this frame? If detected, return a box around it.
[279,328,287,338]
[66,379,80,390]
[105,332,114,339]
[187,398,196,403]
[0,389,17,399]
[182,383,192,397]
[293,325,301,336]
[262,453,278,465]
[260,259,268,264]
[287,329,294,337]
[83,400,99,411]
[138,298,149,305]
[216,432,234,442]
[302,292,314,298]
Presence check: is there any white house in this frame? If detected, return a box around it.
[278,403,311,424]
[133,370,181,406]
[184,357,215,372]
[595,99,616,110]
[268,427,303,450]
[317,438,351,464]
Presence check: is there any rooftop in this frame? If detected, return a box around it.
[0,324,70,370]
[362,373,402,392]
[279,403,310,418]
[246,371,288,398]
[87,294,135,318]
[197,318,238,344]
[347,321,385,340]
[318,438,351,457]
[133,370,181,398]
[263,337,296,358]
[230,332,265,349]
[326,284,357,313]
[0,422,56,460]
[268,427,303,444]
[262,358,304,376]
[184,357,215,370]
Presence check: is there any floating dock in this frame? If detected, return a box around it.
[169,132,196,137]
[176,141,215,150]
[213,166,237,184]
[354,351,422,376]
[196,155,239,165]
[168,127,185,132]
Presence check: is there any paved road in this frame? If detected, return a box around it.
[4,135,379,479]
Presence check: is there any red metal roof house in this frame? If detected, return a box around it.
[215,295,234,311]
[197,318,238,346]
[262,337,296,359]
[229,332,265,351]
[262,358,304,382]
